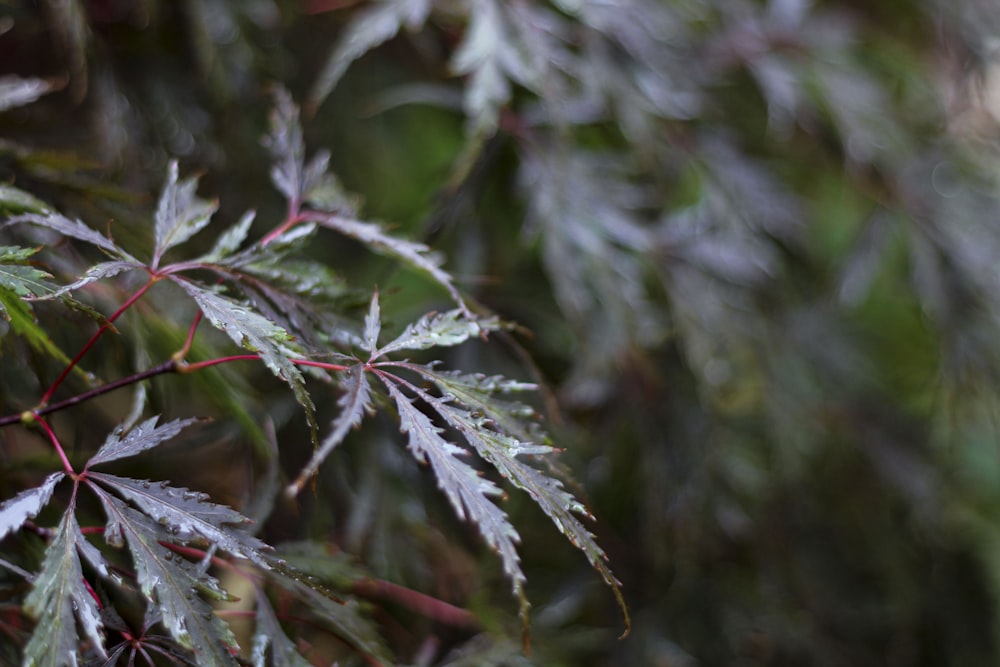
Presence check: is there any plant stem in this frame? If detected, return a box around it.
[35,416,74,474]
[39,278,156,407]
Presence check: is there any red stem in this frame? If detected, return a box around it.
[39,278,156,406]
[35,416,74,474]
[260,212,308,246]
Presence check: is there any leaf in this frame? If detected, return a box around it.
[375,308,499,358]
[288,364,374,497]
[92,491,239,665]
[405,365,549,449]
[172,279,314,422]
[306,0,432,114]
[203,210,256,262]
[363,289,381,354]
[435,403,629,635]
[0,288,74,363]
[4,213,132,258]
[0,472,63,543]
[0,184,50,214]
[0,75,58,112]
[379,376,527,618]
[251,593,311,667]
[42,260,143,300]
[308,211,470,315]
[153,161,218,267]
[0,245,56,297]
[86,416,201,469]
[23,513,107,666]
[87,472,272,569]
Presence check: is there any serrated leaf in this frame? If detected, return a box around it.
[0,75,58,112]
[92,491,239,665]
[406,366,548,448]
[42,259,142,299]
[4,213,131,258]
[172,279,314,420]
[252,593,311,667]
[153,161,218,267]
[24,513,106,667]
[0,184,50,214]
[308,211,470,315]
[0,245,55,297]
[379,376,526,613]
[375,309,499,358]
[289,364,374,496]
[0,472,63,543]
[436,403,628,634]
[87,472,272,569]
[86,416,201,469]
[363,289,381,354]
[306,0,432,114]
[264,88,308,205]
[202,210,256,262]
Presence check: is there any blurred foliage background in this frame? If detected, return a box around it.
[4,0,1000,664]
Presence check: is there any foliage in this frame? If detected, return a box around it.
[3,0,1000,665]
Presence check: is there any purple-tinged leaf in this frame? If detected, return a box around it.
[307,210,470,315]
[363,289,381,355]
[24,513,107,666]
[92,491,239,665]
[375,309,499,359]
[42,259,143,299]
[87,472,272,569]
[0,472,63,542]
[86,416,201,469]
[202,210,256,262]
[379,375,527,617]
[288,364,374,497]
[172,279,314,421]
[306,0,431,114]
[153,161,218,267]
[4,213,130,258]
[251,592,311,667]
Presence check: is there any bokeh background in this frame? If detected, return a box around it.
[4,0,1000,664]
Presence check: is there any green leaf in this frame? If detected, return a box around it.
[0,245,56,297]
[153,161,218,267]
[305,0,432,114]
[0,184,50,214]
[86,416,202,469]
[92,490,240,665]
[0,472,64,542]
[24,513,107,666]
[0,288,74,363]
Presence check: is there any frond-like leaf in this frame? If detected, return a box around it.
[23,513,106,666]
[92,490,240,665]
[4,213,133,259]
[153,161,218,267]
[379,375,527,617]
[0,245,57,297]
[306,0,432,114]
[375,309,499,359]
[43,259,143,299]
[289,364,374,496]
[0,288,73,362]
[310,211,470,315]
[87,472,272,569]
[86,416,201,469]
[172,279,314,420]
[0,472,63,542]
[0,184,51,215]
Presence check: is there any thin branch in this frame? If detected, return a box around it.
[35,416,74,474]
